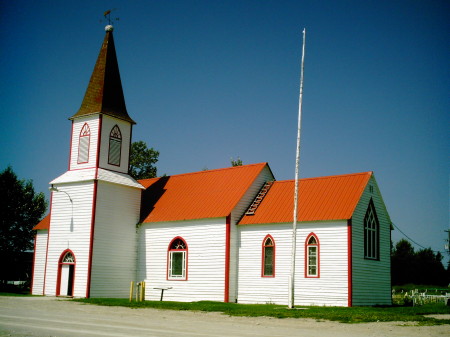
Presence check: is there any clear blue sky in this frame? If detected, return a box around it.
[1,1,449,259]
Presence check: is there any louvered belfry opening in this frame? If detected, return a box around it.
[246,181,274,215]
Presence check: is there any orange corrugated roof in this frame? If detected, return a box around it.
[33,214,50,230]
[139,163,271,223]
[239,171,372,225]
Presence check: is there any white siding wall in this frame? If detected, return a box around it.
[89,181,141,297]
[351,176,392,306]
[98,116,131,174]
[229,166,274,302]
[238,221,349,306]
[31,230,48,295]
[45,182,94,297]
[70,116,100,170]
[138,218,227,302]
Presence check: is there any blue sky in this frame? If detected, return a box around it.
[1,1,449,259]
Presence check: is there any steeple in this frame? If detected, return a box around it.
[71,25,135,124]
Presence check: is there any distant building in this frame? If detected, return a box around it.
[32,25,392,306]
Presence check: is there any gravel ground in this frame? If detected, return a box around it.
[0,296,448,337]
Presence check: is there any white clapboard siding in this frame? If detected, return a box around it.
[98,116,132,174]
[238,221,349,306]
[31,230,48,295]
[44,182,95,297]
[229,165,275,302]
[295,222,349,306]
[139,218,227,302]
[69,116,100,171]
[238,224,291,304]
[89,181,141,298]
[351,175,392,306]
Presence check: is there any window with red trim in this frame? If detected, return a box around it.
[168,237,187,280]
[262,235,275,277]
[306,233,319,277]
[108,125,122,166]
[77,123,90,164]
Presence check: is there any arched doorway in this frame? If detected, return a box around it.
[57,250,75,296]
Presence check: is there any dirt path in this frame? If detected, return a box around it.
[0,296,448,337]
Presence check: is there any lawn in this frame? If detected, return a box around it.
[74,298,450,325]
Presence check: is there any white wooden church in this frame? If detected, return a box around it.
[32,25,392,306]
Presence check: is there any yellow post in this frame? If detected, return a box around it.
[142,281,145,301]
[129,281,134,302]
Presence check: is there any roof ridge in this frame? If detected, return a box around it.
[139,162,268,183]
[274,171,373,184]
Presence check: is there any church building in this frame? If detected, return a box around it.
[32,25,392,306]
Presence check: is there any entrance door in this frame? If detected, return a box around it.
[57,250,75,296]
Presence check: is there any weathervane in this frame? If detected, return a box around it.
[101,9,119,28]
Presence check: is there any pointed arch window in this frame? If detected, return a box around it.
[77,123,90,164]
[167,237,187,280]
[262,235,275,277]
[364,199,380,260]
[305,233,319,278]
[108,125,122,166]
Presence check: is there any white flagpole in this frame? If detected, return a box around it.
[289,28,306,309]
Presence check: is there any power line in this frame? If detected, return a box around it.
[392,222,447,255]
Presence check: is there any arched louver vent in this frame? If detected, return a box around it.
[108,125,122,166]
[77,123,90,164]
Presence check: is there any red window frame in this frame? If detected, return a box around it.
[167,237,188,281]
[261,234,275,277]
[77,123,90,164]
[305,233,320,278]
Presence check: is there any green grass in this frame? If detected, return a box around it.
[74,298,450,325]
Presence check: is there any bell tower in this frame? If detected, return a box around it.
[69,24,135,174]
[42,24,143,299]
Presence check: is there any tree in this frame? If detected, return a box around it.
[0,166,47,283]
[391,239,415,285]
[129,141,159,180]
[391,238,448,286]
[231,157,243,167]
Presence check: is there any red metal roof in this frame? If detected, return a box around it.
[139,163,270,223]
[239,172,372,225]
[33,214,50,230]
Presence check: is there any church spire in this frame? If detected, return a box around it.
[71,25,135,124]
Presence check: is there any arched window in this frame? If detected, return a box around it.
[108,125,122,166]
[305,233,319,278]
[57,250,76,296]
[364,199,379,260]
[77,123,90,164]
[62,251,75,263]
[262,235,275,277]
[167,237,187,280]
